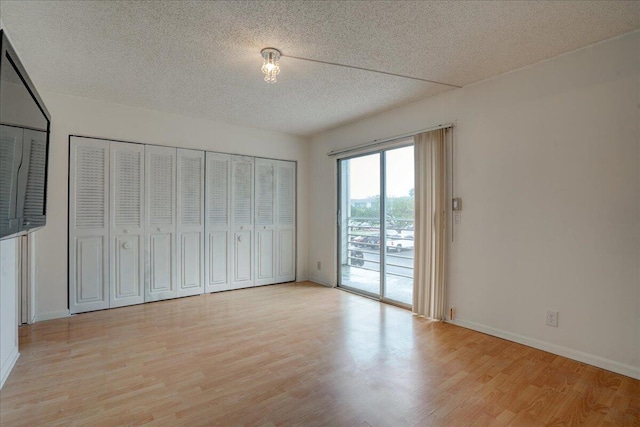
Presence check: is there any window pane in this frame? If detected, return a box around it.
[384,146,414,305]
[339,153,380,297]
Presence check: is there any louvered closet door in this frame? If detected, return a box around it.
[69,138,110,314]
[254,159,276,286]
[205,152,231,293]
[177,149,205,297]
[231,156,254,289]
[0,125,23,237]
[20,130,47,229]
[276,160,296,283]
[110,142,145,308]
[145,145,178,302]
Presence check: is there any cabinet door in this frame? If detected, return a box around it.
[254,159,276,286]
[177,149,205,297]
[276,160,296,283]
[110,142,145,308]
[231,156,254,289]
[145,145,177,302]
[69,138,110,314]
[205,152,231,293]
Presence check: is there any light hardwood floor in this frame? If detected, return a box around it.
[1,282,638,426]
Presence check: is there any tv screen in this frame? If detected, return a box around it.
[0,29,51,240]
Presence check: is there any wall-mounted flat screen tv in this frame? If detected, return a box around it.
[0,29,51,240]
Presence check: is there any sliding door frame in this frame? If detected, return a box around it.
[336,141,413,309]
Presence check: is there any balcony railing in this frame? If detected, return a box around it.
[344,216,414,280]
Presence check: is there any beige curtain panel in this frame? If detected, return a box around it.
[413,128,447,320]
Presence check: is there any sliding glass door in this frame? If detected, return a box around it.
[338,144,414,307]
[338,153,381,297]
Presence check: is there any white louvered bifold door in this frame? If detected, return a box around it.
[109,142,145,308]
[177,149,205,297]
[145,145,178,302]
[254,159,276,286]
[204,152,231,293]
[275,160,296,283]
[20,130,48,229]
[0,126,23,237]
[231,155,254,289]
[69,137,110,314]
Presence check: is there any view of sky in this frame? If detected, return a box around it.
[347,145,414,199]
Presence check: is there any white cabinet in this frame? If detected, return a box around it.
[255,159,276,286]
[69,138,110,314]
[276,160,296,283]
[177,149,205,297]
[204,152,231,292]
[145,145,178,302]
[231,156,254,289]
[110,142,145,308]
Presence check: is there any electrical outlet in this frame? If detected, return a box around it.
[546,311,558,327]
[317,261,321,270]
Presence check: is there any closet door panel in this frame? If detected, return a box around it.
[75,236,106,303]
[180,232,201,288]
[277,229,295,279]
[110,142,145,308]
[69,138,110,314]
[205,152,231,292]
[145,145,177,302]
[113,235,141,301]
[231,156,254,289]
[234,230,252,283]
[208,230,228,289]
[149,233,173,292]
[256,230,274,281]
[177,149,205,297]
[254,159,276,285]
[276,160,296,283]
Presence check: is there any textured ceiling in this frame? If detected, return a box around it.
[1,1,639,137]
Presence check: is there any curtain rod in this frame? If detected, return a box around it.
[327,123,454,157]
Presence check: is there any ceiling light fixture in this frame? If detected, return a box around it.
[261,48,281,83]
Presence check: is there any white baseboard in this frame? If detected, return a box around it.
[35,309,72,322]
[0,348,19,389]
[308,276,334,288]
[447,317,640,380]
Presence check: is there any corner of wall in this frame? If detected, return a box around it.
[0,348,19,389]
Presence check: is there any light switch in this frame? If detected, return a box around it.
[454,212,462,224]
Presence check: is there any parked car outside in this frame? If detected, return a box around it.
[386,232,414,252]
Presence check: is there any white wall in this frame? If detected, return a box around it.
[35,92,310,321]
[0,238,20,389]
[309,31,640,378]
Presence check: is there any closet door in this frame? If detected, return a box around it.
[254,159,276,286]
[205,152,231,293]
[231,156,254,289]
[276,160,296,283]
[145,145,177,302]
[20,129,48,230]
[0,126,23,237]
[69,138,110,314]
[110,142,145,308]
[177,149,205,297]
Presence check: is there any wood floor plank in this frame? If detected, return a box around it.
[0,282,638,426]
